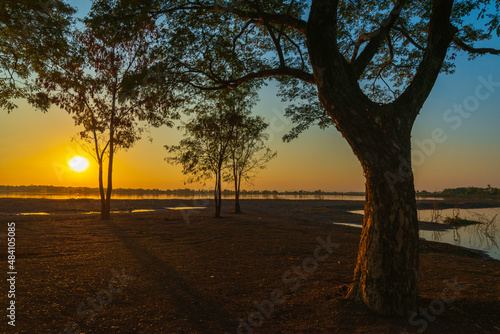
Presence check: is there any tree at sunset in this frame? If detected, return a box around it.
[119,0,499,315]
[166,88,255,218]
[39,1,179,219]
[0,0,74,112]
[227,114,276,213]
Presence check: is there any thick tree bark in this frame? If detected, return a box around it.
[305,0,455,316]
[347,140,419,316]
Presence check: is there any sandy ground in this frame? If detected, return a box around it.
[0,198,499,333]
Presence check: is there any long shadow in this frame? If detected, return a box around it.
[103,218,236,332]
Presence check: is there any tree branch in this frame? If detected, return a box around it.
[232,19,259,52]
[247,1,286,66]
[452,36,500,55]
[352,0,407,79]
[150,2,307,34]
[393,24,425,51]
[183,66,315,90]
[396,0,456,121]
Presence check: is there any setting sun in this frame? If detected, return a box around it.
[68,156,90,172]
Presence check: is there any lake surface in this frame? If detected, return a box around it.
[1,192,368,201]
[0,192,445,201]
[348,208,500,260]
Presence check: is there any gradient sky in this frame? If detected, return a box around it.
[1,2,499,192]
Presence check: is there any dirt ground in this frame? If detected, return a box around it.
[1,198,499,333]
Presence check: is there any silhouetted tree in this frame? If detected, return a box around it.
[118,0,499,315]
[0,0,74,111]
[166,88,255,217]
[39,1,179,219]
[227,114,276,213]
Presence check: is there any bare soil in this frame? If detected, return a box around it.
[1,198,499,333]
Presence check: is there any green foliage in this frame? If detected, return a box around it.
[127,0,499,139]
[165,87,256,184]
[39,1,180,162]
[0,0,75,112]
[226,112,277,186]
[442,186,500,196]
[443,215,483,226]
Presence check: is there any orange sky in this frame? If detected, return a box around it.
[1,55,500,192]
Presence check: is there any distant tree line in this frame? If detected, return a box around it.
[0,185,365,197]
[418,186,500,198]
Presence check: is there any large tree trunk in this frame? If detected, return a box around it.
[306,0,455,315]
[347,143,419,316]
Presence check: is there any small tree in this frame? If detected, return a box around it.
[40,1,179,219]
[228,114,276,213]
[166,88,255,218]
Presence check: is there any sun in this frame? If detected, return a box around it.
[68,156,90,173]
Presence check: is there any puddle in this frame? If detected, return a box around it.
[166,207,207,210]
[332,222,362,228]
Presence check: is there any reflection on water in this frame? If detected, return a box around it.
[418,207,500,260]
[166,207,207,210]
[348,208,500,260]
[0,192,445,201]
[0,192,367,201]
[11,207,207,216]
[333,222,362,228]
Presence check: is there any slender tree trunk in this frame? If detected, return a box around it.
[214,172,221,218]
[102,84,116,220]
[234,183,241,213]
[233,161,241,213]
[98,159,106,218]
[103,131,114,220]
[218,169,223,217]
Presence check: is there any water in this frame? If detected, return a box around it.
[418,207,500,260]
[13,207,206,216]
[0,192,443,201]
[0,192,367,201]
[347,208,500,260]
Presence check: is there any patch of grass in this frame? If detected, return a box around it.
[443,215,482,227]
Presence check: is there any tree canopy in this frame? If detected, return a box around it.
[38,0,180,219]
[122,0,500,316]
[117,0,500,139]
[166,87,260,217]
[0,0,75,112]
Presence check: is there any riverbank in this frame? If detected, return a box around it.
[1,199,499,333]
[1,196,500,214]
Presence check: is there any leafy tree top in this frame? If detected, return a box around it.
[0,0,75,111]
[109,0,499,139]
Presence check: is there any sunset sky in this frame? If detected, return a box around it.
[1,2,499,193]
